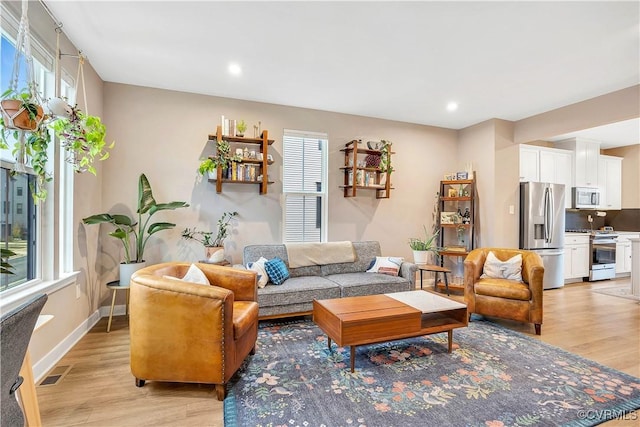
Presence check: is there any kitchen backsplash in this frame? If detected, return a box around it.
[565,208,640,231]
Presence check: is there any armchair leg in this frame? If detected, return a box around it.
[534,324,541,335]
[215,384,226,401]
[250,345,256,355]
[135,378,145,387]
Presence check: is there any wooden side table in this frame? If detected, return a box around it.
[106,280,130,333]
[416,264,451,295]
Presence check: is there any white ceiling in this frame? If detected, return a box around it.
[44,1,639,147]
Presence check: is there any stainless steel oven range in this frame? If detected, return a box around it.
[589,231,618,281]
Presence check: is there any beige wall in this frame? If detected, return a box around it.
[514,85,640,144]
[100,83,458,276]
[603,145,640,208]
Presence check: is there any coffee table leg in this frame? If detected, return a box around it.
[448,330,453,353]
[350,346,356,373]
[328,337,332,351]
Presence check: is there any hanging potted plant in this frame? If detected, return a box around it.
[0,87,45,132]
[82,173,189,285]
[181,211,238,262]
[51,103,114,174]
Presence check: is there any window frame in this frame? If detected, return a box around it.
[282,129,329,243]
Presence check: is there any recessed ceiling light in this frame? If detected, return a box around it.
[228,63,242,76]
[446,102,458,112]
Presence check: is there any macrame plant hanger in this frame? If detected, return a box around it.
[1,0,44,173]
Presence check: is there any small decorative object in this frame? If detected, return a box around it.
[236,120,247,137]
[364,153,381,168]
[249,150,256,159]
[267,154,273,162]
[447,188,458,197]
[243,147,249,159]
[444,173,455,181]
[253,124,259,138]
[462,207,471,224]
[235,148,243,157]
[367,141,381,150]
[257,153,264,161]
[457,171,468,180]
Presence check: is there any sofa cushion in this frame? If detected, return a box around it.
[320,241,381,275]
[327,272,411,297]
[258,276,340,308]
[366,256,404,276]
[246,257,269,288]
[475,278,531,301]
[264,258,290,285]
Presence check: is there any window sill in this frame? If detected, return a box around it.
[0,271,80,314]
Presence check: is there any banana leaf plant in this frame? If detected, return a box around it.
[82,173,189,263]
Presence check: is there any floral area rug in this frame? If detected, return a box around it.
[224,319,640,427]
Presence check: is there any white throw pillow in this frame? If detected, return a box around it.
[247,257,269,288]
[181,263,210,286]
[481,252,523,281]
[366,256,404,276]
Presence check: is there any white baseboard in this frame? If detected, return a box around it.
[32,309,102,382]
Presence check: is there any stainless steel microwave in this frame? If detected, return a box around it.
[572,187,600,209]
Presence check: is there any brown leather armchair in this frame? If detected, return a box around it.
[129,262,258,400]
[464,248,544,335]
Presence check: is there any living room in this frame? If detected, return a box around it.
[1,2,639,426]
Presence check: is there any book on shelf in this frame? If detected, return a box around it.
[445,246,467,252]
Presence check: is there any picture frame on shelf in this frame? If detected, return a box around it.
[257,153,264,161]
[447,188,458,197]
[444,173,456,181]
[456,171,468,180]
[440,212,458,224]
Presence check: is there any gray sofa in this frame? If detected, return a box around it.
[243,241,417,319]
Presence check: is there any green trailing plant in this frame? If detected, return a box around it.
[82,173,189,263]
[181,211,238,247]
[409,226,440,253]
[197,138,241,175]
[379,139,394,174]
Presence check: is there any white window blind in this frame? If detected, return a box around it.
[283,130,328,243]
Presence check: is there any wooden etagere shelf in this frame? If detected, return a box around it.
[207,125,274,194]
[438,177,476,284]
[339,140,394,199]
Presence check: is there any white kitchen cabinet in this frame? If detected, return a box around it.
[598,155,622,210]
[616,234,638,274]
[519,146,539,182]
[564,234,590,280]
[519,145,572,208]
[555,138,600,188]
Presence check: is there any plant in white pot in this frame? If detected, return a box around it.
[181,211,238,262]
[197,138,241,179]
[82,173,189,285]
[408,227,440,265]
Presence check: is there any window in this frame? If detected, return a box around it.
[1,6,76,297]
[282,130,328,242]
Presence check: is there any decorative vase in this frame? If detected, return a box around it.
[120,261,146,286]
[204,246,225,263]
[412,250,428,265]
[207,169,217,180]
[0,99,44,131]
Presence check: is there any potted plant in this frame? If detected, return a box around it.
[182,211,238,261]
[82,173,189,284]
[236,120,247,137]
[51,103,114,174]
[0,86,45,132]
[197,138,241,177]
[379,140,393,185]
[409,227,440,264]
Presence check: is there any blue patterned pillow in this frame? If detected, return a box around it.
[264,257,290,285]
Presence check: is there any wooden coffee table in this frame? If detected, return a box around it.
[313,290,467,372]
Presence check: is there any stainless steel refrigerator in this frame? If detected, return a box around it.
[519,182,565,289]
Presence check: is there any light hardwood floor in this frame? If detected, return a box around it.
[37,279,639,426]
